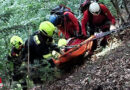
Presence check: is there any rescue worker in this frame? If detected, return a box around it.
[81,2,116,49]
[8,35,24,59]
[8,36,27,90]
[49,5,81,39]
[21,21,61,84]
[22,21,60,64]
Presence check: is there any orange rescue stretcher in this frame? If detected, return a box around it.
[52,35,96,68]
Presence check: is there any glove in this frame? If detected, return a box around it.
[110,24,116,31]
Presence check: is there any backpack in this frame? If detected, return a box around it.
[50,5,72,15]
[79,0,99,13]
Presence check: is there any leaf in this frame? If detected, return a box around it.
[0,62,3,70]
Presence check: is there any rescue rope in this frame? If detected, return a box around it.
[62,23,130,49]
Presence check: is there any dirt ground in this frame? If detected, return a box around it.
[42,27,130,90]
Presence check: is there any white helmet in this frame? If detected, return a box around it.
[89,2,100,15]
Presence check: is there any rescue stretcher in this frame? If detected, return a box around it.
[52,35,96,68]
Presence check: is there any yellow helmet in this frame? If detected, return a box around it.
[39,21,56,37]
[10,36,23,49]
[58,38,67,47]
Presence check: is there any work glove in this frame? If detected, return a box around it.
[43,53,52,59]
[110,24,116,31]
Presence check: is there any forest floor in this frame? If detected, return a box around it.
[42,27,130,90]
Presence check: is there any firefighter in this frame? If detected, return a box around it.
[20,21,62,84]
[21,21,60,64]
[8,36,27,90]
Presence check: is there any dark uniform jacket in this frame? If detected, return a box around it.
[22,30,59,64]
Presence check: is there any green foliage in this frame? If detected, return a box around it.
[99,0,117,17]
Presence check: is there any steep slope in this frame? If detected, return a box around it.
[44,28,130,90]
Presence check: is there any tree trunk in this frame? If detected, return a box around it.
[123,0,130,21]
[110,0,125,23]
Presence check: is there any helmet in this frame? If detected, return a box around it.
[49,14,58,26]
[49,14,62,26]
[10,36,23,49]
[89,2,100,15]
[58,38,67,47]
[39,21,56,37]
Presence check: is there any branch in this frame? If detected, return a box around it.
[0,12,13,22]
[123,0,130,21]
[110,0,125,23]
[0,23,35,33]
